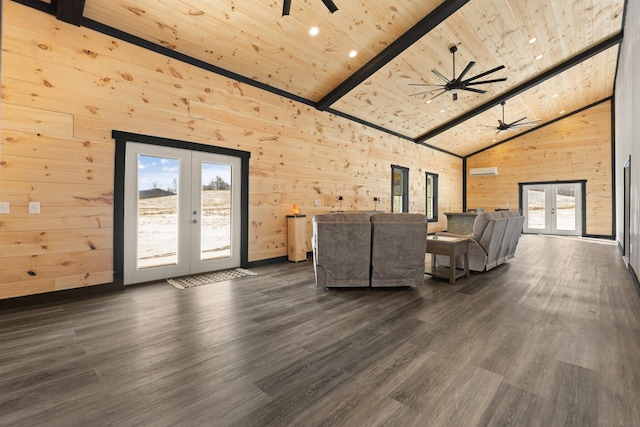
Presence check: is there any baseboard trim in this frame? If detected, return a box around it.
[583,234,615,240]
[628,264,640,297]
[0,282,124,310]
[0,255,304,308]
[248,256,289,268]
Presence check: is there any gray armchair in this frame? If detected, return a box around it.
[312,213,372,288]
[370,213,428,287]
[436,211,521,272]
[500,210,525,260]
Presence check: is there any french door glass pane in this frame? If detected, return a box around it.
[555,186,576,231]
[200,162,232,260]
[527,188,545,229]
[137,155,179,269]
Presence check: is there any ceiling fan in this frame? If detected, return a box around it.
[282,0,338,16]
[479,101,541,133]
[410,46,506,101]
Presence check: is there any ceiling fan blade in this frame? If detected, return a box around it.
[456,61,476,82]
[409,89,443,96]
[509,117,528,126]
[466,78,508,86]
[282,0,291,15]
[464,65,506,82]
[461,87,486,94]
[431,68,451,84]
[428,89,447,101]
[321,0,339,13]
[511,120,542,128]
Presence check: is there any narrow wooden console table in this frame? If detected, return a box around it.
[286,215,307,262]
[425,235,470,284]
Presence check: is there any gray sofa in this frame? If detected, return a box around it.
[312,212,372,287]
[371,213,428,287]
[312,212,428,288]
[436,210,524,272]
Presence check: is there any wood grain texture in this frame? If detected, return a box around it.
[0,235,638,426]
[0,0,463,298]
[466,101,613,236]
[73,0,623,156]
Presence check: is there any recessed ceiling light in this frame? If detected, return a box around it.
[348,50,358,58]
[440,109,445,113]
[426,99,432,104]
[536,54,544,60]
[529,37,537,44]
[309,26,319,36]
[559,110,565,114]
[552,93,559,98]
[492,139,497,142]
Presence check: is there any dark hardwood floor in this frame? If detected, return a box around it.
[1,235,639,426]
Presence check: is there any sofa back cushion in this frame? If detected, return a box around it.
[312,213,372,287]
[473,212,501,241]
[370,213,427,287]
[314,212,373,223]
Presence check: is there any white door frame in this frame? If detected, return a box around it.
[123,144,242,285]
[123,143,191,284]
[190,150,242,274]
[520,181,585,236]
[112,131,250,286]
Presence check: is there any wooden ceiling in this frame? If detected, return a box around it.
[44,0,624,157]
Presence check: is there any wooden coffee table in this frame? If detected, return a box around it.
[425,235,470,284]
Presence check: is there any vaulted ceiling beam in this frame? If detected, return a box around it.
[53,0,86,26]
[315,0,471,111]
[415,33,623,144]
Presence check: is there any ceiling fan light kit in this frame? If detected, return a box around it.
[410,45,507,102]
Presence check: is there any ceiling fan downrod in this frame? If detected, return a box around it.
[450,45,458,80]
[282,0,338,16]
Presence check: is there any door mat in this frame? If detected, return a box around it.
[167,268,257,289]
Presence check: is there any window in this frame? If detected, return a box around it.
[426,172,438,222]
[391,165,409,212]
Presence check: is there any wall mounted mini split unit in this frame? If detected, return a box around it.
[469,167,498,176]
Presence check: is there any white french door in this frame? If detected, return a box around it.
[522,182,583,236]
[123,143,241,285]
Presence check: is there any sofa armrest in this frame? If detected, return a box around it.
[434,238,488,272]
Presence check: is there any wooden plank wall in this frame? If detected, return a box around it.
[466,100,613,236]
[0,0,462,299]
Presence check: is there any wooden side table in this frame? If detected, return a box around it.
[425,235,470,284]
[286,215,307,262]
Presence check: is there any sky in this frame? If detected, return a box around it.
[137,155,232,192]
